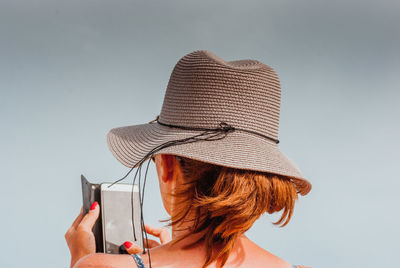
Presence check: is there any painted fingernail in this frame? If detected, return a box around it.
[124,241,133,249]
[90,201,98,210]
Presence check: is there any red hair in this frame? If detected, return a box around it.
[165,155,311,268]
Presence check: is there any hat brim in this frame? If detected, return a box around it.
[107,122,309,182]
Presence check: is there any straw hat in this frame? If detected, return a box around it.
[107,50,310,186]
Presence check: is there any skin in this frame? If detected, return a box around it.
[65,154,310,268]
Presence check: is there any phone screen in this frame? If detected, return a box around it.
[100,183,143,253]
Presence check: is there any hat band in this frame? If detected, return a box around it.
[153,115,280,144]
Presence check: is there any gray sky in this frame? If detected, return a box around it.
[1,1,399,267]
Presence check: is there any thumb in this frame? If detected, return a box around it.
[79,201,100,230]
[123,241,143,255]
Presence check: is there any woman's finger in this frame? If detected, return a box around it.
[124,238,160,254]
[71,207,84,229]
[123,241,143,255]
[79,202,100,230]
[144,224,172,244]
[144,239,161,248]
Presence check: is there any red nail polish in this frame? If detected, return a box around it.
[124,241,133,249]
[90,201,98,210]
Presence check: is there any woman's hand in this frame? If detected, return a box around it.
[65,202,100,268]
[123,224,172,254]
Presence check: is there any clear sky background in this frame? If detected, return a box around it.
[1,1,399,267]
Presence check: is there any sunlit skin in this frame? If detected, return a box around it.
[65,154,309,268]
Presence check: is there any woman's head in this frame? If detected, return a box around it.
[152,153,311,268]
[106,51,312,267]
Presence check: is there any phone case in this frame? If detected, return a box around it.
[81,175,104,253]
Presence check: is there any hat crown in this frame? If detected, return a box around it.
[159,50,281,141]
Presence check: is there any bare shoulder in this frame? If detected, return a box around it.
[138,236,298,268]
[73,253,135,268]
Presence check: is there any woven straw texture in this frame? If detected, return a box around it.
[107,50,309,182]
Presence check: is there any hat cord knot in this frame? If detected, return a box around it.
[218,122,235,132]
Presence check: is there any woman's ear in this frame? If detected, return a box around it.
[159,154,176,183]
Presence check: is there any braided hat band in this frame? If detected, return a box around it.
[107,50,311,185]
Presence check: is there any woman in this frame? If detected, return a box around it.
[65,50,312,268]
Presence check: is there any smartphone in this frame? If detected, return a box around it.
[81,175,144,254]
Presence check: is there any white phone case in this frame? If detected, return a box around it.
[100,183,144,253]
